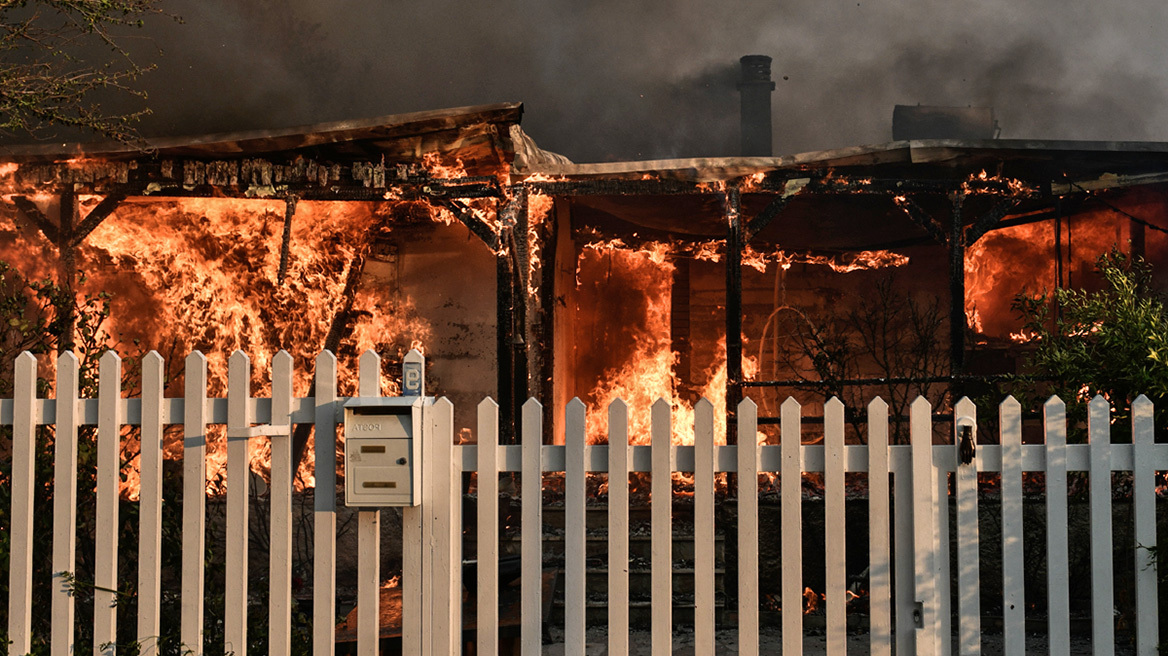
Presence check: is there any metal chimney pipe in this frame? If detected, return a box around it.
[738,55,775,157]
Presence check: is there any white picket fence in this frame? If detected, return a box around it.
[1,349,1165,656]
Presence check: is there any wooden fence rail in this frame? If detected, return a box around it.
[1,350,1164,655]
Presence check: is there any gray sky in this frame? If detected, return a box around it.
[114,1,1168,161]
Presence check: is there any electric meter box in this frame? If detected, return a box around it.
[344,397,425,507]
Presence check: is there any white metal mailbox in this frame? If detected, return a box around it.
[343,396,426,507]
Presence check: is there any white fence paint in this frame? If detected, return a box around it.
[1,350,1165,655]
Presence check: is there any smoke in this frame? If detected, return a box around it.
[44,0,1168,161]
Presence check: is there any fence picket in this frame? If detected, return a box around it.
[477,397,501,656]
[781,397,803,655]
[1088,395,1116,656]
[909,397,936,656]
[893,446,914,656]
[564,398,587,654]
[866,398,891,656]
[8,352,36,656]
[1044,396,1070,656]
[608,399,630,656]
[998,396,1025,652]
[95,352,122,656]
[694,398,716,654]
[138,352,165,656]
[182,352,208,656]
[1088,395,1115,656]
[1132,395,1158,655]
[430,397,459,656]
[824,397,846,655]
[356,350,381,656]
[953,398,980,656]
[737,399,760,656]
[312,351,338,656]
[401,350,424,655]
[269,351,294,656]
[522,399,545,655]
[225,350,252,656]
[51,352,79,656]
[650,398,672,655]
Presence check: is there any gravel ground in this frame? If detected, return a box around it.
[543,626,1129,655]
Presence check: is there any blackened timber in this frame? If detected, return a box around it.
[58,191,79,354]
[496,236,516,441]
[11,196,59,243]
[744,193,793,241]
[724,186,743,445]
[441,199,500,251]
[949,192,967,378]
[963,197,1026,247]
[511,189,530,444]
[290,244,369,469]
[277,195,298,285]
[526,179,704,197]
[71,193,126,246]
[894,196,948,245]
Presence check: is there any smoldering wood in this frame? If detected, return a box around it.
[949,192,967,381]
[11,195,59,243]
[71,193,127,246]
[964,197,1028,246]
[744,192,794,241]
[724,186,743,445]
[277,195,298,286]
[895,195,948,245]
[438,198,500,251]
[289,244,369,470]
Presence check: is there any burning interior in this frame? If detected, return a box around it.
[3,102,1168,496]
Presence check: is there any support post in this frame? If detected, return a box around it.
[949,192,967,384]
[57,190,79,354]
[496,229,516,442]
[277,195,298,285]
[725,186,743,445]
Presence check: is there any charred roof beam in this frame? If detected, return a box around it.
[964,197,1026,247]
[11,195,59,243]
[71,193,126,246]
[893,195,948,245]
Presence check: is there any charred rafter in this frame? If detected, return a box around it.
[11,196,59,243]
[71,193,126,246]
[436,198,500,251]
[744,193,794,241]
[964,197,1027,247]
[893,195,948,245]
[277,195,298,285]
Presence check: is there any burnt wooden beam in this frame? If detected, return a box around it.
[744,193,793,241]
[277,195,298,285]
[949,192,967,381]
[71,193,126,246]
[11,195,60,244]
[893,195,948,245]
[442,199,500,251]
[725,186,743,446]
[963,197,1025,247]
[290,244,369,470]
[57,191,79,353]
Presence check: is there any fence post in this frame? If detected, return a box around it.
[139,352,165,656]
[1088,395,1115,655]
[867,398,892,656]
[909,396,937,656]
[182,351,208,656]
[313,351,339,656]
[269,351,295,656]
[780,397,803,655]
[1044,396,1070,654]
[953,397,980,655]
[50,352,79,656]
[402,349,424,655]
[1132,395,1159,655]
[356,350,381,656]
[477,397,502,656]
[225,350,252,656]
[1000,396,1025,652]
[95,351,122,656]
[8,352,37,655]
[607,399,630,656]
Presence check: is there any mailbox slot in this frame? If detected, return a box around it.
[344,397,425,507]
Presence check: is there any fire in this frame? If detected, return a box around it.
[526,191,554,297]
[0,191,457,497]
[964,207,1127,339]
[420,153,467,179]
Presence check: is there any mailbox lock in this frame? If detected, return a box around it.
[396,457,407,465]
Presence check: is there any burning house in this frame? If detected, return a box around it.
[2,94,1168,485]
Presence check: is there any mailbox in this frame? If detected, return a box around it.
[344,396,426,507]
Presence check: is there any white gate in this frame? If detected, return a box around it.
[1,349,1164,655]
